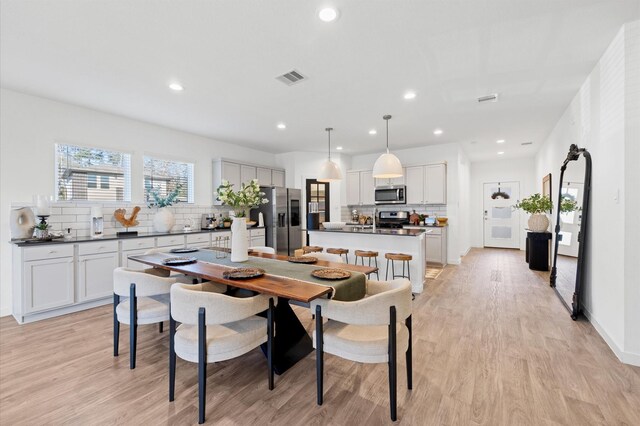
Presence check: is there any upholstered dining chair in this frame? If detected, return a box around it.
[249,246,276,254]
[302,252,344,263]
[143,248,227,292]
[310,278,412,421]
[113,267,177,369]
[169,283,276,424]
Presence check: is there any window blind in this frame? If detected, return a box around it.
[55,144,131,202]
[144,156,194,204]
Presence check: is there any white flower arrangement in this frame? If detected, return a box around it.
[215,179,269,217]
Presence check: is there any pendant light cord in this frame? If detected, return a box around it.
[386,118,389,153]
[326,127,333,160]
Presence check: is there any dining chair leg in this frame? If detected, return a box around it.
[198,307,207,424]
[159,322,163,333]
[315,305,324,406]
[375,257,380,280]
[113,293,120,357]
[169,314,176,402]
[385,259,390,280]
[129,284,137,370]
[389,306,397,421]
[406,315,412,390]
[267,298,274,390]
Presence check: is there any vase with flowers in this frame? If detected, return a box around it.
[216,179,268,262]
[514,193,578,232]
[148,185,182,233]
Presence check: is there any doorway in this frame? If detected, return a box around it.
[305,179,330,224]
[483,181,520,249]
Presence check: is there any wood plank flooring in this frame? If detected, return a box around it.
[1,248,639,425]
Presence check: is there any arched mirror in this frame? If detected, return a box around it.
[550,144,591,319]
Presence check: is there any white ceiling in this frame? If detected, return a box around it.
[1,1,638,161]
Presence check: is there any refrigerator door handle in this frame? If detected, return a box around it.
[278,212,286,227]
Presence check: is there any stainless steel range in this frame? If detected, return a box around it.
[377,211,410,228]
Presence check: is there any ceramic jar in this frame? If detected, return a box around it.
[528,213,550,232]
[153,208,175,233]
[230,217,249,262]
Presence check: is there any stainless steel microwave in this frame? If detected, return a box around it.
[374,185,406,205]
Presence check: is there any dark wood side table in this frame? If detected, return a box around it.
[526,232,552,271]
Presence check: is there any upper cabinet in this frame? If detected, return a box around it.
[346,162,446,206]
[213,159,285,203]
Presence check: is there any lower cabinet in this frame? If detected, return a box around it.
[78,252,119,302]
[23,257,75,314]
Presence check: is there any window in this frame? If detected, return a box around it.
[144,156,194,204]
[55,144,131,201]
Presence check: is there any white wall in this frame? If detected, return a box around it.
[457,147,471,257]
[534,22,639,366]
[470,157,536,250]
[0,89,277,317]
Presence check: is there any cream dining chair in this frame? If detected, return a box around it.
[302,252,344,263]
[169,283,276,424]
[310,278,413,421]
[249,246,276,254]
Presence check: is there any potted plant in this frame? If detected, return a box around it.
[215,179,268,262]
[34,222,49,239]
[148,184,182,233]
[513,193,553,232]
[221,217,232,228]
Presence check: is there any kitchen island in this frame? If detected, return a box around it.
[307,227,429,293]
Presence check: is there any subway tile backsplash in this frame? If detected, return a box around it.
[341,205,447,222]
[11,202,235,239]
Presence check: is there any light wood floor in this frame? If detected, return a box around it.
[1,248,639,425]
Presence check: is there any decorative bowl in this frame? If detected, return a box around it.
[322,222,346,230]
[436,217,448,225]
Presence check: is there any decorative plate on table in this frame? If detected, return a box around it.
[170,247,199,254]
[311,268,351,280]
[162,257,197,266]
[288,256,317,264]
[222,268,265,280]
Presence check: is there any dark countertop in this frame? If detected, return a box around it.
[403,224,448,229]
[308,227,427,237]
[10,226,264,247]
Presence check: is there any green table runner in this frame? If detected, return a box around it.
[186,250,366,301]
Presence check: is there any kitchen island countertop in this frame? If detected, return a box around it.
[309,227,429,237]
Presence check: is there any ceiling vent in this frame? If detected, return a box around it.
[477,93,499,103]
[521,141,533,146]
[276,70,306,86]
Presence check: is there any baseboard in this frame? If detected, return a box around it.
[583,307,640,367]
[447,257,461,265]
[460,246,471,257]
[0,306,11,318]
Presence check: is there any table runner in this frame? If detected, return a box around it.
[185,249,366,301]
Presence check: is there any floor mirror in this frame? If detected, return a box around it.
[550,144,591,319]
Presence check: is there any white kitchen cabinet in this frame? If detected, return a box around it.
[360,171,375,205]
[375,168,406,187]
[23,257,75,314]
[156,235,185,249]
[405,166,425,204]
[78,252,119,302]
[346,171,361,205]
[249,228,266,247]
[187,233,211,248]
[403,226,447,265]
[272,170,285,187]
[120,237,156,270]
[221,161,241,188]
[257,167,272,186]
[240,164,257,184]
[346,170,376,206]
[425,164,446,204]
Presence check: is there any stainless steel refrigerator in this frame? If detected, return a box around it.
[251,187,302,256]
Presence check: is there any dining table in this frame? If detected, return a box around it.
[129,249,378,374]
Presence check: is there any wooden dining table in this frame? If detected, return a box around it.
[129,250,378,374]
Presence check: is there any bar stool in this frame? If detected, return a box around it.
[385,253,412,281]
[354,250,380,280]
[303,246,324,254]
[326,248,349,263]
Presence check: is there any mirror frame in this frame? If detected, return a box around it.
[550,144,591,320]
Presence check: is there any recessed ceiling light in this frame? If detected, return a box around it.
[318,8,338,22]
[497,151,505,155]
[433,129,443,135]
[336,146,343,150]
[404,92,416,100]
[496,139,505,144]
[369,129,377,135]
[168,82,184,91]
[277,123,286,130]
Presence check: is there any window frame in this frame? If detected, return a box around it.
[143,154,195,205]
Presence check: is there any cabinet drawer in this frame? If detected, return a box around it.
[426,228,442,235]
[24,244,74,261]
[78,240,119,255]
[251,228,265,237]
[121,238,155,251]
[157,235,185,247]
[186,233,210,244]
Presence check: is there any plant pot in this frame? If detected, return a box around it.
[34,228,49,239]
[230,217,249,262]
[223,221,231,228]
[153,208,175,233]
[528,213,549,232]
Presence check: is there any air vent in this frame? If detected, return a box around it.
[477,93,499,103]
[521,141,533,146]
[276,70,306,86]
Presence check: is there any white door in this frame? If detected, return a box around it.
[425,164,446,204]
[346,171,360,205]
[483,182,520,249]
[405,166,424,204]
[558,182,583,257]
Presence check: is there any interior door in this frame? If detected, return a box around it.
[558,182,583,257]
[483,182,520,248]
[306,179,330,224]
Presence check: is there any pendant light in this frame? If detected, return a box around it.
[372,115,403,178]
[318,127,342,182]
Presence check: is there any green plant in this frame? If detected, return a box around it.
[215,179,268,217]
[513,193,552,214]
[221,217,231,223]
[560,196,579,213]
[148,184,182,208]
[35,222,49,230]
